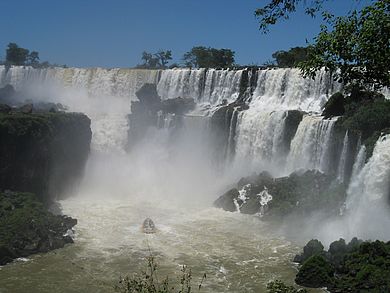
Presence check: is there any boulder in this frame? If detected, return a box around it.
[0,104,11,113]
[19,103,33,114]
[322,92,345,118]
[214,170,347,218]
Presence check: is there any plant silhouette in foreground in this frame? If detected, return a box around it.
[115,255,206,293]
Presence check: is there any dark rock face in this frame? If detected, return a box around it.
[0,104,11,114]
[0,85,16,105]
[213,188,239,212]
[322,92,345,118]
[0,191,77,265]
[214,170,346,218]
[0,112,92,202]
[127,83,195,148]
[293,239,325,264]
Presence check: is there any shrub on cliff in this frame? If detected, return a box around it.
[266,280,307,293]
[295,255,334,288]
[294,238,390,292]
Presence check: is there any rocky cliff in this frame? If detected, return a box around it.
[0,111,91,202]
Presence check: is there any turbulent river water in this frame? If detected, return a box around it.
[0,147,307,293]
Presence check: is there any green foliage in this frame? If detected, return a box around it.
[138,50,172,69]
[295,255,334,288]
[266,280,307,293]
[272,47,309,67]
[299,0,390,90]
[6,43,30,66]
[334,90,390,158]
[255,0,330,33]
[0,191,66,248]
[182,46,235,68]
[332,241,390,292]
[4,42,58,68]
[295,239,390,292]
[115,255,206,293]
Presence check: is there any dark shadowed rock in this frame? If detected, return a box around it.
[0,112,92,202]
[293,239,325,264]
[322,92,345,118]
[214,170,346,218]
[19,103,33,114]
[161,97,195,114]
[0,104,11,113]
[0,85,16,105]
[214,188,239,212]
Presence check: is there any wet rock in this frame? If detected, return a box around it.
[214,170,347,218]
[214,188,239,212]
[0,191,77,265]
[127,84,197,149]
[322,92,345,118]
[19,103,33,114]
[293,239,325,264]
[0,112,91,202]
[0,84,16,104]
[0,104,11,113]
[161,97,195,115]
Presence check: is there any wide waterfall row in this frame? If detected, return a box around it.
[0,65,351,177]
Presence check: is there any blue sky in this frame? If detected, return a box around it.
[0,0,370,68]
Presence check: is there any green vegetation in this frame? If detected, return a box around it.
[137,50,173,69]
[2,42,64,68]
[295,255,334,288]
[183,46,235,68]
[271,47,309,68]
[266,280,307,293]
[294,238,390,292]
[299,0,390,90]
[256,1,389,91]
[326,90,390,158]
[255,0,332,33]
[0,191,76,265]
[115,255,206,293]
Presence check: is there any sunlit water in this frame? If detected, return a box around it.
[0,196,307,293]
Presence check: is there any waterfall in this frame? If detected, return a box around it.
[157,68,243,106]
[337,131,349,182]
[249,68,340,112]
[343,134,390,239]
[0,66,160,152]
[350,144,366,180]
[286,115,337,174]
[235,110,289,172]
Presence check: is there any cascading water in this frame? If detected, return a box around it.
[286,115,337,174]
[337,131,349,183]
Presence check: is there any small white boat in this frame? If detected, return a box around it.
[142,218,156,234]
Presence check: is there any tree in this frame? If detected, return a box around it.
[272,46,309,67]
[4,43,45,68]
[255,0,389,90]
[139,50,172,69]
[155,50,172,68]
[6,43,30,66]
[182,46,235,68]
[299,0,390,90]
[255,0,335,33]
[27,51,40,66]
